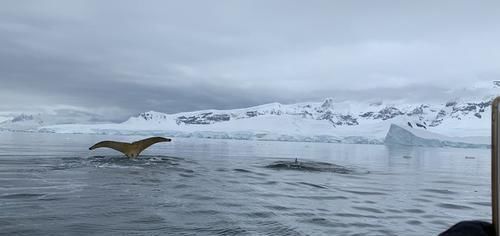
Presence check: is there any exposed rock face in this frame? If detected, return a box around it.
[140,112,166,121]
[11,114,35,122]
[494,80,500,88]
[373,107,404,120]
[319,111,359,127]
[176,113,230,125]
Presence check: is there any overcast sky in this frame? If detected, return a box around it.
[1,0,499,121]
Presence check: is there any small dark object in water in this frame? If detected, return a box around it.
[403,155,412,159]
[465,156,476,159]
[439,220,493,236]
[265,159,354,174]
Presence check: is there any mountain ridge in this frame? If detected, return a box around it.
[2,82,498,148]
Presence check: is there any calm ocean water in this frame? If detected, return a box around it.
[0,132,491,235]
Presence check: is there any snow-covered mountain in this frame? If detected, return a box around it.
[0,109,105,132]
[36,89,497,147]
[4,81,497,148]
[124,96,492,137]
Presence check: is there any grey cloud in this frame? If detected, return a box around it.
[0,0,499,120]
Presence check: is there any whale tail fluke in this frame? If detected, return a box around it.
[89,140,128,152]
[89,136,171,158]
[132,137,171,153]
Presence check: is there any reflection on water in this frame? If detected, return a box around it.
[0,132,491,236]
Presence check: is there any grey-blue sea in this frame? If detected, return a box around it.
[0,132,491,235]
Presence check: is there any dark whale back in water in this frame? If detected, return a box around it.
[265,159,356,174]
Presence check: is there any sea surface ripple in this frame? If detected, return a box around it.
[0,132,491,235]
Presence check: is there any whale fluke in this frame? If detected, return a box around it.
[89,136,171,158]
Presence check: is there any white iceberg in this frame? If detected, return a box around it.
[384,123,489,148]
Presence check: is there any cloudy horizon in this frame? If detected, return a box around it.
[1,1,499,121]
